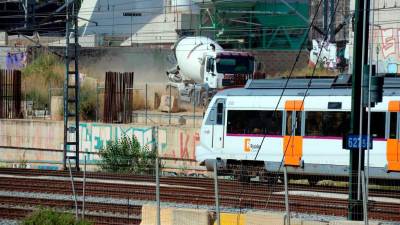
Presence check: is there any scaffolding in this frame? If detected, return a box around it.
[199,0,309,50]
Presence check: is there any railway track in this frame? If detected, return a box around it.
[0,195,142,216]
[0,206,141,225]
[0,168,399,223]
[0,168,398,199]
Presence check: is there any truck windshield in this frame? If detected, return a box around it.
[216,57,254,74]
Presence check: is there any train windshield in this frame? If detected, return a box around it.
[216,56,254,74]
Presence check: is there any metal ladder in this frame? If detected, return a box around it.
[63,2,80,171]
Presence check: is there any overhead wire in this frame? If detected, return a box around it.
[223,0,325,214]
[253,0,324,161]
[250,0,341,209]
[2,0,397,46]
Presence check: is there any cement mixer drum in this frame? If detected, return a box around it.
[174,36,223,83]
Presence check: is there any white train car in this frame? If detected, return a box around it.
[195,75,400,182]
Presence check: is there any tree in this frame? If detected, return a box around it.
[99,135,157,174]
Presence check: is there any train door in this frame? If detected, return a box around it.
[387,101,400,172]
[213,99,225,149]
[283,100,304,167]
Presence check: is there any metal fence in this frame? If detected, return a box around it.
[0,152,399,225]
[44,82,204,128]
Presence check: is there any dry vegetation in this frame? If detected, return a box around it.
[22,52,97,120]
[22,52,64,108]
[270,66,339,77]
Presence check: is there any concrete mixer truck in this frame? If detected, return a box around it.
[166,36,256,105]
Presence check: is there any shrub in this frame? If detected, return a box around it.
[99,135,157,174]
[20,208,92,225]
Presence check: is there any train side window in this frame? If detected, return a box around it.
[286,111,301,136]
[227,110,282,135]
[389,112,398,139]
[205,99,225,125]
[322,112,350,137]
[305,111,350,137]
[326,112,349,136]
[305,112,323,136]
[370,112,385,138]
[216,103,224,125]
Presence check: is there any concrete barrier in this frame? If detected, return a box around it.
[246,211,285,225]
[215,211,385,225]
[302,220,329,225]
[140,205,173,225]
[109,202,385,225]
[215,213,246,225]
[140,205,209,225]
[245,211,329,225]
[329,221,380,225]
[173,208,210,225]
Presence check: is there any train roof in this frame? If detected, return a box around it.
[216,75,400,97]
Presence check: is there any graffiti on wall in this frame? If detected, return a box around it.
[157,127,200,162]
[79,123,200,164]
[79,123,155,161]
[5,51,26,70]
[309,39,338,69]
[375,28,400,73]
[0,120,201,167]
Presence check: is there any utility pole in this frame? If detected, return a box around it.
[24,0,36,30]
[348,0,370,220]
[329,0,335,42]
[324,0,329,34]
[63,0,80,171]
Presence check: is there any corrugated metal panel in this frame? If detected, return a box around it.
[0,69,22,118]
[103,71,134,123]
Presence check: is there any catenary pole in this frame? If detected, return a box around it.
[348,0,370,220]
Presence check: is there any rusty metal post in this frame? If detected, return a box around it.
[156,157,161,225]
[103,72,134,123]
[193,90,196,128]
[68,158,78,220]
[145,83,148,125]
[82,155,87,219]
[361,170,368,224]
[0,70,22,119]
[214,160,220,225]
[96,81,99,122]
[169,85,171,125]
[284,166,291,225]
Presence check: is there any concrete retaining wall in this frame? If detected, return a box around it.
[0,119,200,169]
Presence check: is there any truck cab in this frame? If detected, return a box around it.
[204,52,255,89]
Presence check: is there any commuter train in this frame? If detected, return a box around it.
[195,75,400,183]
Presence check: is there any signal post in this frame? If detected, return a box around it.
[347,0,370,220]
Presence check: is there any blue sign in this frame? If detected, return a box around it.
[345,134,373,150]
